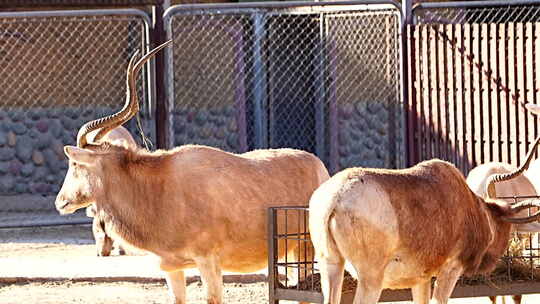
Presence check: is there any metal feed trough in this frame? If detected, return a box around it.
[267,204,540,303]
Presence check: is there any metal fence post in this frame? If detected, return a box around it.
[267,207,279,304]
[253,13,268,149]
[153,1,171,150]
[402,0,417,167]
[316,11,327,170]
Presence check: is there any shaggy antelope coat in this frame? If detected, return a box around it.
[55,41,330,304]
[467,162,540,304]
[57,143,329,304]
[85,126,134,256]
[309,159,539,304]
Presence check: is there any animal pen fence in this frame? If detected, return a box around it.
[267,0,540,302]
[4,0,540,301]
[408,0,540,173]
[163,0,404,173]
[268,206,540,303]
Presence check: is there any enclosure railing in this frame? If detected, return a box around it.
[268,206,540,303]
[407,0,540,173]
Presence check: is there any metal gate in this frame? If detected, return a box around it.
[408,1,540,173]
[0,9,152,226]
[164,0,404,174]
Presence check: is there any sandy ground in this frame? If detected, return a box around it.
[1,225,540,304]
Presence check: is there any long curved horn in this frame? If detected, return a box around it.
[93,40,173,142]
[502,199,540,224]
[77,50,138,148]
[486,135,540,198]
[77,40,173,147]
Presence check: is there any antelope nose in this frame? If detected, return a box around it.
[55,196,70,212]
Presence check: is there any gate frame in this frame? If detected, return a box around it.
[0,8,152,229]
[162,0,404,165]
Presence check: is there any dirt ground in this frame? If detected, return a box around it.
[1,225,540,304]
[0,280,270,304]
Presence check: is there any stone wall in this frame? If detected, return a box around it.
[172,105,245,153]
[336,101,403,171]
[0,107,152,195]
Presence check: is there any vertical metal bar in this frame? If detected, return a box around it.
[253,13,268,149]
[472,24,482,165]
[437,25,448,162]
[403,0,414,167]
[408,25,419,166]
[284,209,288,287]
[429,25,439,160]
[297,210,300,290]
[141,13,155,141]
[455,23,465,171]
[508,23,518,166]
[303,209,307,288]
[153,3,170,150]
[420,25,428,162]
[464,23,474,172]
[526,23,535,153]
[446,24,457,164]
[419,24,426,162]
[501,23,510,165]
[386,16,397,168]
[316,11,326,166]
[267,208,279,304]
[490,23,501,163]
[535,24,540,145]
[517,22,527,163]
[423,25,432,160]
[481,24,492,162]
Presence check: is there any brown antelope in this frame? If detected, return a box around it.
[55,41,330,304]
[309,155,540,304]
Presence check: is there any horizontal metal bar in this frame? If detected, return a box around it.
[276,232,310,237]
[164,0,401,21]
[269,206,309,211]
[0,0,163,7]
[275,237,311,242]
[0,219,92,229]
[275,288,324,303]
[497,195,540,200]
[277,280,540,302]
[276,261,317,266]
[0,8,152,26]
[415,0,540,11]
[451,281,540,298]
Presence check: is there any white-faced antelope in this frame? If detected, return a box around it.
[55,41,330,304]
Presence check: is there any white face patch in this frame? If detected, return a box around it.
[55,161,97,214]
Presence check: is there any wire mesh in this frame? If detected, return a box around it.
[268,206,323,303]
[415,3,540,25]
[0,11,150,196]
[166,3,404,174]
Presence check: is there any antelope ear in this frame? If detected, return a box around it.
[64,146,98,166]
[526,103,540,115]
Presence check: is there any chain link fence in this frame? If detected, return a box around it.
[415,2,540,24]
[0,10,151,196]
[165,1,404,173]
